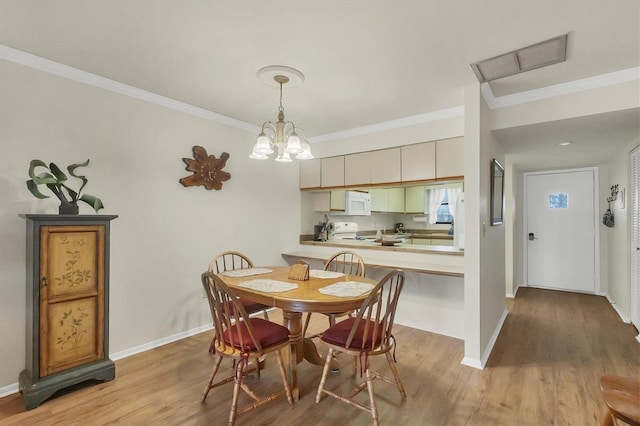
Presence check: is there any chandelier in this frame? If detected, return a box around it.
[250,66,313,162]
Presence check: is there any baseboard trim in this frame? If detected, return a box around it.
[0,383,19,399]
[603,293,631,323]
[506,285,521,299]
[461,308,509,370]
[0,322,216,399]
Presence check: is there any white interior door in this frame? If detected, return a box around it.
[631,147,640,329]
[526,169,597,293]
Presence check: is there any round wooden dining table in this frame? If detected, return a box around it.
[216,265,376,401]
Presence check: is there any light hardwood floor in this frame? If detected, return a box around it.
[1,287,638,425]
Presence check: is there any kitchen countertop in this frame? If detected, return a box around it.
[300,239,463,255]
[283,248,464,277]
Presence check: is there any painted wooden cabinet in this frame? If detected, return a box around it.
[402,142,436,182]
[370,188,404,213]
[370,148,401,184]
[405,186,426,214]
[344,152,371,186]
[19,214,117,409]
[321,156,345,188]
[299,158,321,189]
[436,137,464,179]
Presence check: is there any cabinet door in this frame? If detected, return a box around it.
[39,225,105,377]
[402,142,436,182]
[405,186,426,214]
[321,156,345,188]
[436,137,464,178]
[370,188,388,212]
[345,152,371,186]
[388,188,405,213]
[330,190,346,211]
[370,148,401,184]
[300,158,321,189]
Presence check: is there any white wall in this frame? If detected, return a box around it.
[0,60,301,390]
[463,84,507,368]
[606,139,640,321]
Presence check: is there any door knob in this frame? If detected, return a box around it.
[528,232,536,241]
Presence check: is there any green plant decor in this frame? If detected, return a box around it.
[26,159,104,214]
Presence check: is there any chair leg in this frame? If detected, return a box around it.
[262,309,269,320]
[275,349,293,404]
[365,368,380,426]
[228,357,246,426]
[302,312,312,337]
[202,355,223,402]
[384,351,407,399]
[316,348,334,403]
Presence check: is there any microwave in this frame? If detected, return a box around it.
[332,190,371,216]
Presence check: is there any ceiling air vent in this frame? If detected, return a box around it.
[470,34,568,82]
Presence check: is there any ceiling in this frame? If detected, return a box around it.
[0,1,638,171]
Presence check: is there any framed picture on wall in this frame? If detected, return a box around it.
[490,158,504,226]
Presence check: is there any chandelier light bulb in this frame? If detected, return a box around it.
[250,66,312,163]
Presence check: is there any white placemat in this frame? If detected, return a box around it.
[319,281,375,298]
[220,268,272,278]
[238,279,298,293]
[309,269,345,279]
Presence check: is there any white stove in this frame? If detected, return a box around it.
[332,222,358,239]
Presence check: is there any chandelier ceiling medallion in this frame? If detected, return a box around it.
[250,65,313,162]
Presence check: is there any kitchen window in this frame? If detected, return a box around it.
[436,192,453,224]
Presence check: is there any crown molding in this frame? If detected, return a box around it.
[309,106,465,143]
[2,44,637,141]
[482,67,640,109]
[0,44,259,133]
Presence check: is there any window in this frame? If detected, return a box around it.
[436,192,453,224]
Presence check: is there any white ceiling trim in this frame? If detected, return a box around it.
[2,44,637,143]
[482,67,640,109]
[0,44,259,133]
[309,106,465,143]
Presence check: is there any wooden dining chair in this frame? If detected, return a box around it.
[209,251,272,322]
[599,374,640,426]
[302,250,366,337]
[200,271,293,426]
[315,269,406,426]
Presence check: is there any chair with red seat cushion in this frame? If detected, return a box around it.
[208,251,274,357]
[209,251,272,320]
[200,271,292,426]
[315,269,406,426]
[302,250,366,337]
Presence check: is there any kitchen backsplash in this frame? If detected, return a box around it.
[305,211,450,235]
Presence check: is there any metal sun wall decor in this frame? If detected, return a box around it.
[179,146,231,191]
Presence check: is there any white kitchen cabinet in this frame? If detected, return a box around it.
[330,190,346,211]
[321,156,345,188]
[344,152,371,186]
[405,186,426,214]
[299,158,321,189]
[311,192,330,211]
[370,148,401,184]
[402,142,436,182]
[436,137,464,179]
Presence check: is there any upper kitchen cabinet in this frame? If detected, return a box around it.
[370,188,404,213]
[344,152,371,186]
[402,142,436,182]
[370,148,401,184]
[436,137,464,179]
[405,186,426,214]
[321,156,345,188]
[300,158,321,189]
